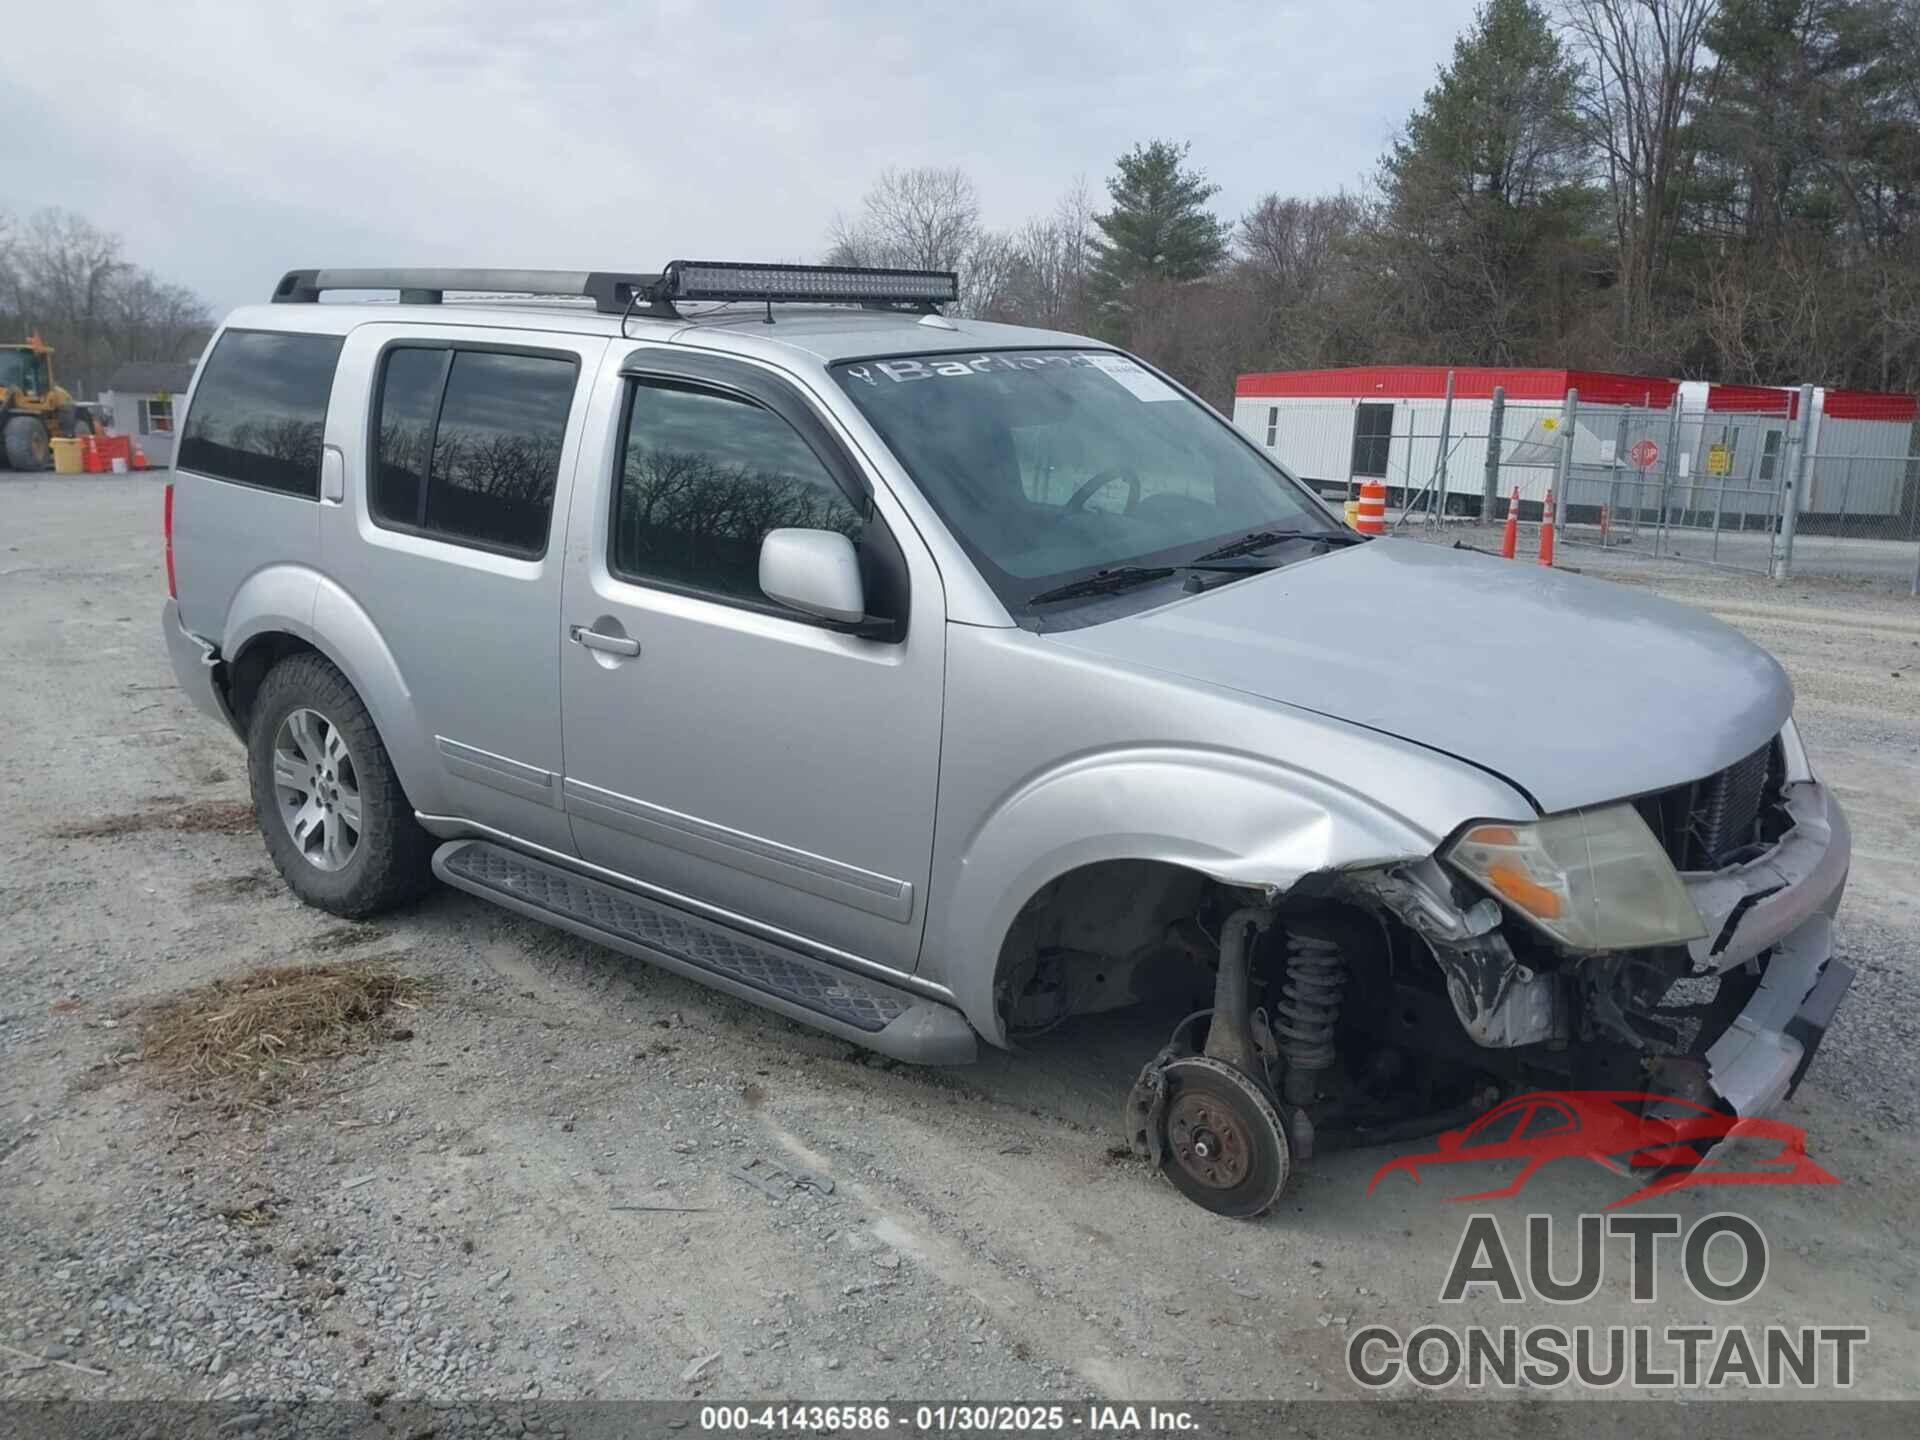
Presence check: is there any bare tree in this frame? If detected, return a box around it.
[1231,193,1369,370]
[825,166,1019,317]
[0,211,17,303]
[1237,194,1361,308]
[989,178,1099,330]
[0,208,212,397]
[827,166,982,272]
[1560,0,1720,350]
[9,210,126,375]
[958,230,1020,321]
[109,272,209,366]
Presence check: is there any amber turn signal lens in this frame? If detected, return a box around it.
[1486,860,1565,919]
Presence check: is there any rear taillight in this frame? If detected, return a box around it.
[163,482,177,599]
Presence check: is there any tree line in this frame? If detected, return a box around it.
[826,0,1920,409]
[11,3,1912,417]
[0,210,212,400]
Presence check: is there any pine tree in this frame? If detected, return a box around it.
[1365,0,1593,363]
[1088,141,1229,319]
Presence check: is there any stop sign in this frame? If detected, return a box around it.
[1630,438,1660,469]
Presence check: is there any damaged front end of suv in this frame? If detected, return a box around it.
[1113,721,1852,1218]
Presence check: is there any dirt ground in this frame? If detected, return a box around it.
[2,477,1917,1408]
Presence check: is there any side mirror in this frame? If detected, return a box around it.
[1436,1129,1463,1153]
[759,528,866,625]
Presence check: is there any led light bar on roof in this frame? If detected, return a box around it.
[664,260,958,307]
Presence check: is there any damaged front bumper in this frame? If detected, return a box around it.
[1361,777,1853,1119]
[1682,779,1853,1115]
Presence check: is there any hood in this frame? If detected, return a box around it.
[1044,538,1792,813]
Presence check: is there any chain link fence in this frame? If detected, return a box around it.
[1264,382,1920,591]
[1550,388,1920,589]
[1554,393,1798,578]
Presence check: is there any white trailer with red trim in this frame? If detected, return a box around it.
[1234,367,1916,522]
[1666,382,1914,521]
[1231,366,1678,515]
[1802,389,1915,519]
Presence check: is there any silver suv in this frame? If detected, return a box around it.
[161,263,1852,1217]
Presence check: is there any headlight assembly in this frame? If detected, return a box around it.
[1445,804,1706,952]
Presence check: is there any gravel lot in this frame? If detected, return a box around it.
[3,478,1918,1409]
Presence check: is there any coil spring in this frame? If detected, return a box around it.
[1272,931,1345,1071]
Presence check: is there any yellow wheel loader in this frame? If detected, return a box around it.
[0,334,88,470]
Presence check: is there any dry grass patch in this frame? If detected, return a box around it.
[50,800,256,839]
[139,960,435,1106]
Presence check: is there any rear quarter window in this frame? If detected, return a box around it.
[177,329,344,498]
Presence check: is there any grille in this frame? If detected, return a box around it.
[1689,741,1773,867]
[1634,737,1782,872]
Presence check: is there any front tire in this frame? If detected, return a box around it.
[247,653,432,917]
[4,415,51,470]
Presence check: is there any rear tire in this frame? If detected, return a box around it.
[4,415,50,470]
[247,653,433,917]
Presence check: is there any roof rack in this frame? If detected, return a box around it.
[272,269,659,313]
[270,261,959,319]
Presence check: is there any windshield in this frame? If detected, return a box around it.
[0,350,30,391]
[831,349,1339,613]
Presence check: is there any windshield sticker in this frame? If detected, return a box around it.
[1083,352,1182,402]
[850,351,1180,400]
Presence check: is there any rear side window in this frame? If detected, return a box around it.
[178,330,343,497]
[371,346,577,557]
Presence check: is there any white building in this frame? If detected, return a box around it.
[99,360,197,466]
[1234,366,1914,522]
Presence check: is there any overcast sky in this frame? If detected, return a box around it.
[16,1,1478,316]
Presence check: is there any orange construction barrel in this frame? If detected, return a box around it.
[1354,478,1387,535]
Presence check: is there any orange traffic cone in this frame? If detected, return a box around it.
[1354,478,1387,535]
[132,445,149,472]
[82,436,103,474]
[1538,488,1556,567]
[1499,486,1520,559]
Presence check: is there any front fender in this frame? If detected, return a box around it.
[938,745,1436,1045]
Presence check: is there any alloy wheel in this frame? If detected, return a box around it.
[271,707,362,871]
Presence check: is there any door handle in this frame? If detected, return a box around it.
[570,625,640,658]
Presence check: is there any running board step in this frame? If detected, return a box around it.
[433,840,977,1065]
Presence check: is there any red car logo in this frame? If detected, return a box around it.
[1367,1091,1839,1209]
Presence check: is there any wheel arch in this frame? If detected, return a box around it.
[989,856,1217,1042]
[221,572,442,818]
[934,746,1439,1046]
